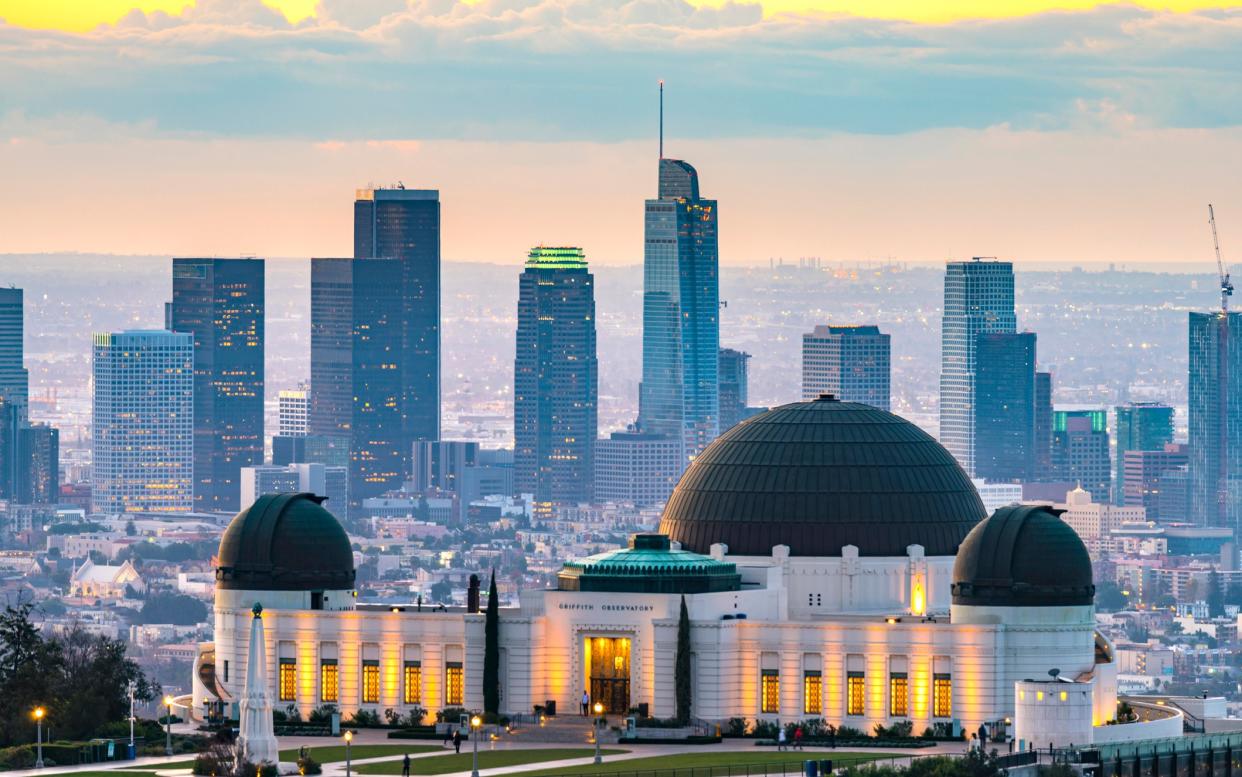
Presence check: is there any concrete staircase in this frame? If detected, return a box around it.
[500,716,622,744]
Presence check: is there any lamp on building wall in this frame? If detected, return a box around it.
[910,577,926,617]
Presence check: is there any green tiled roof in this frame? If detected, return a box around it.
[557,534,741,594]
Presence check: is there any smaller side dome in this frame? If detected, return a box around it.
[216,493,355,592]
[951,505,1094,607]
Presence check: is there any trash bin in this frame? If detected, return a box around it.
[545,700,557,716]
[804,760,819,777]
[819,760,833,775]
[126,744,136,761]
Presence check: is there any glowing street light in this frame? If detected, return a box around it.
[470,716,482,777]
[33,707,45,769]
[593,702,605,764]
[163,695,175,756]
[344,730,354,777]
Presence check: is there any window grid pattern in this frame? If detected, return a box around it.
[934,674,952,718]
[890,673,908,717]
[446,663,464,706]
[320,660,338,702]
[279,659,296,702]
[404,661,422,705]
[803,671,822,715]
[847,672,865,716]
[761,670,780,714]
[362,661,380,704]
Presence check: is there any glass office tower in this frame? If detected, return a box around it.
[940,259,1016,476]
[1188,311,1242,530]
[170,257,265,512]
[514,247,598,505]
[639,159,719,463]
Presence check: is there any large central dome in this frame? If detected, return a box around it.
[658,396,987,557]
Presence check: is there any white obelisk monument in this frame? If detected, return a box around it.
[237,603,280,768]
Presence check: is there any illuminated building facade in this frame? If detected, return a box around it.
[170,257,265,512]
[310,257,405,516]
[639,159,719,463]
[801,325,891,410]
[514,247,598,505]
[195,399,1134,746]
[940,259,1016,476]
[92,330,193,513]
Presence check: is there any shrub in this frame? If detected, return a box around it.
[436,707,470,723]
[192,742,235,776]
[298,755,323,775]
[0,746,36,770]
[752,720,779,739]
[258,762,279,777]
[400,707,428,727]
[348,709,383,728]
[836,725,868,739]
[875,720,915,739]
[724,718,748,737]
[308,705,339,725]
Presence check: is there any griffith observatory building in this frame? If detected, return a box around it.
[193,397,1129,746]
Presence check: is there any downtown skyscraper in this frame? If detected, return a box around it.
[514,247,598,505]
[92,330,193,513]
[310,256,404,516]
[354,187,441,450]
[1188,311,1242,529]
[939,258,1017,476]
[1114,402,1175,506]
[0,288,28,416]
[638,158,719,463]
[169,257,264,512]
[801,325,891,410]
[973,332,1036,483]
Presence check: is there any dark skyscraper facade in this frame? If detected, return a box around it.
[718,348,750,433]
[0,288,29,417]
[514,247,598,504]
[1123,444,1189,521]
[1034,371,1053,480]
[639,159,719,463]
[801,324,891,410]
[170,258,265,512]
[940,259,1016,476]
[1052,409,1112,499]
[15,423,58,504]
[1114,402,1175,506]
[354,188,441,453]
[1188,311,1242,529]
[973,332,1036,483]
[311,257,405,515]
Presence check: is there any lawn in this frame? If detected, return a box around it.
[515,750,895,777]
[129,743,442,770]
[355,748,628,775]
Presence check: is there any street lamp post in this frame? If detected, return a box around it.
[163,695,174,756]
[128,683,136,759]
[33,707,45,769]
[344,730,354,777]
[593,702,604,765]
[470,715,482,777]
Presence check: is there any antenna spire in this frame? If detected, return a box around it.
[658,79,664,160]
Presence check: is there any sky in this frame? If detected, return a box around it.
[0,0,1240,266]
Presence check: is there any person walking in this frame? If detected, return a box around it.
[777,727,787,751]
[452,729,462,754]
[402,753,410,777]
[581,690,590,716]
[794,726,804,750]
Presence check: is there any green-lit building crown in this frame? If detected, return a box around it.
[526,246,587,269]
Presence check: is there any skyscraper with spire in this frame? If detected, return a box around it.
[638,83,720,463]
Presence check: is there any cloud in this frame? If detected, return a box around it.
[0,0,1238,143]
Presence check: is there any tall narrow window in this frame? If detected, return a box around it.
[320,659,338,702]
[847,671,865,716]
[279,659,297,702]
[761,669,780,714]
[933,674,952,718]
[803,671,822,715]
[890,672,908,717]
[362,660,380,704]
[404,661,422,705]
[446,662,464,706]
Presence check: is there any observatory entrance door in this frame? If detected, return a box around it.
[586,636,631,714]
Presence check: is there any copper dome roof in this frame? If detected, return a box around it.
[658,396,986,557]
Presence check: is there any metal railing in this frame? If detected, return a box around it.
[550,751,965,777]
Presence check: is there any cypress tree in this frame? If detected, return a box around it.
[483,571,500,714]
[675,595,692,723]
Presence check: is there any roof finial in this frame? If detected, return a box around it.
[658,79,664,161]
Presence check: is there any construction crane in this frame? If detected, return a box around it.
[1209,203,1233,313]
